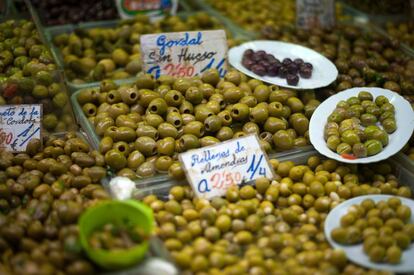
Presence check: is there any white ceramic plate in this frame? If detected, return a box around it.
[309,87,414,164]
[228,40,338,89]
[325,195,414,273]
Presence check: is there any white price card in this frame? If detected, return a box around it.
[296,0,335,29]
[0,105,42,152]
[179,135,275,200]
[140,30,228,79]
[115,0,178,19]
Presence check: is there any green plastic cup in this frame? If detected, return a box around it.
[78,200,154,270]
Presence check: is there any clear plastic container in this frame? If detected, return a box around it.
[71,81,315,189]
[134,150,414,198]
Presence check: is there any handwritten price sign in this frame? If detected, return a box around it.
[296,0,335,29]
[0,105,42,152]
[140,30,228,79]
[179,135,275,199]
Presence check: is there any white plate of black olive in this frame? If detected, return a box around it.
[229,40,338,89]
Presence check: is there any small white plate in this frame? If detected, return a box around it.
[228,40,338,89]
[325,195,414,273]
[309,87,414,164]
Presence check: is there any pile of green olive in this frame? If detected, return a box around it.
[53,13,237,84]
[0,132,111,274]
[142,155,410,274]
[0,19,76,133]
[325,92,396,158]
[331,197,414,264]
[78,69,319,179]
[206,0,295,32]
[261,24,414,102]
[386,22,414,48]
[89,222,148,251]
[206,0,348,33]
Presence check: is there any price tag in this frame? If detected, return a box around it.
[179,135,275,200]
[140,30,228,79]
[296,0,335,29]
[115,0,178,19]
[0,105,42,152]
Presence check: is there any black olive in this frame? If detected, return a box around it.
[287,74,299,86]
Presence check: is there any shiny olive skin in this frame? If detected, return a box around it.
[181,121,204,137]
[158,123,179,139]
[273,130,294,150]
[382,118,397,134]
[135,137,157,157]
[157,137,176,156]
[204,115,222,132]
[249,103,269,123]
[216,127,234,141]
[365,139,383,156]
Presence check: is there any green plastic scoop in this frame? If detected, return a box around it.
[78,200,154,270]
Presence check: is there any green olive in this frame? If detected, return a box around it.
[358,91,373,101]
[231,103,249,121]
[158,123,178,139]
[364,139,383,156]
[185,87,203,104]
[218,110,233,126]
[375,95,389,106]
[267,102,284,120]
[273,130,294,150]
[224,87,244,104]
[148,98,168,115]
[104,149,127,170]
[135,136,157,157]
[178,134,201,150]
[336,143,352,155]
[204,115,222,132]
[249,103,269,124]
[382,118,397,134]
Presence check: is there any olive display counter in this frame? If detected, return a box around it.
[2,1,414,274]
[134,150,414,274]
[45,12,245,92]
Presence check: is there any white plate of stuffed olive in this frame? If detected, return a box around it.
[228,40,338,89]
[325,195,414,273]
[309,87,414,164]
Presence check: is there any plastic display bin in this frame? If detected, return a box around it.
[71,80,315,189]
[44,11,251,93]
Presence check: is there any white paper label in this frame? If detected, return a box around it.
[140,30,228,79]
[0,105,42,152]
[115,0,178,19]
[296,0,335,29]
[179,135,275,200]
